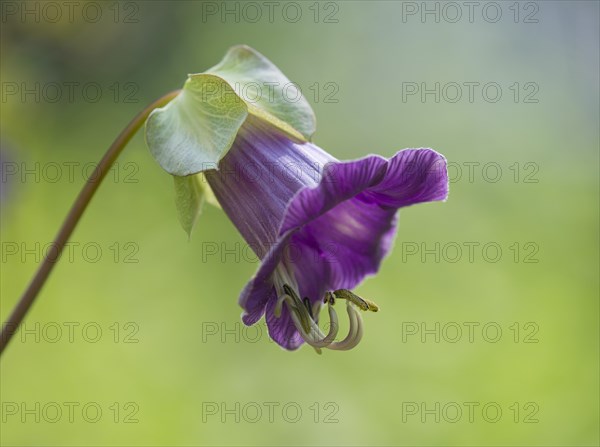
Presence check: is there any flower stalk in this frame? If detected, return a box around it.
[0,90,181,356]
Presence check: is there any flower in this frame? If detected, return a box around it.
[144,45,449,352]
[204,115,449,351]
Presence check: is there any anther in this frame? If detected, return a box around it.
[332,289,379,312]
[324,291,335,305]
[303,297,314,319]
[282,284,311,334]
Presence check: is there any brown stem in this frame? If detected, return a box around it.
[0,89,181,356]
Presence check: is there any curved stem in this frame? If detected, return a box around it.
[0,90,181,356]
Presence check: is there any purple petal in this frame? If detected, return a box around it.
[265,297,304,350]
[280,155,389,235]
[278,151,445,291]
[289,198,399,291]
[239,240,284,325]
[365,148,449,208]
[286,234,332,300]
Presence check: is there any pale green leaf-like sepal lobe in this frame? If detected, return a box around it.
[173,172,221,238]
[206,45,316,140]
[146,74,248,176]
[145,46,316,177]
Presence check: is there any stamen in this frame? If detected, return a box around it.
[328,301,364,351]
[303,297,314,319]
[274,292,294,318]
[311,301,321,323]
[272,271,374,352]
[333,289,379,312]
[324,291,335,306]
[283,284,311,333]
[287,300,339,349]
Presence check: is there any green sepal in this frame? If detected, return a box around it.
[173,172,220,238]
[206,45,316,141]
[146,74,248,176]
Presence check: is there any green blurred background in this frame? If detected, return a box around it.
[1,1,598,445]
